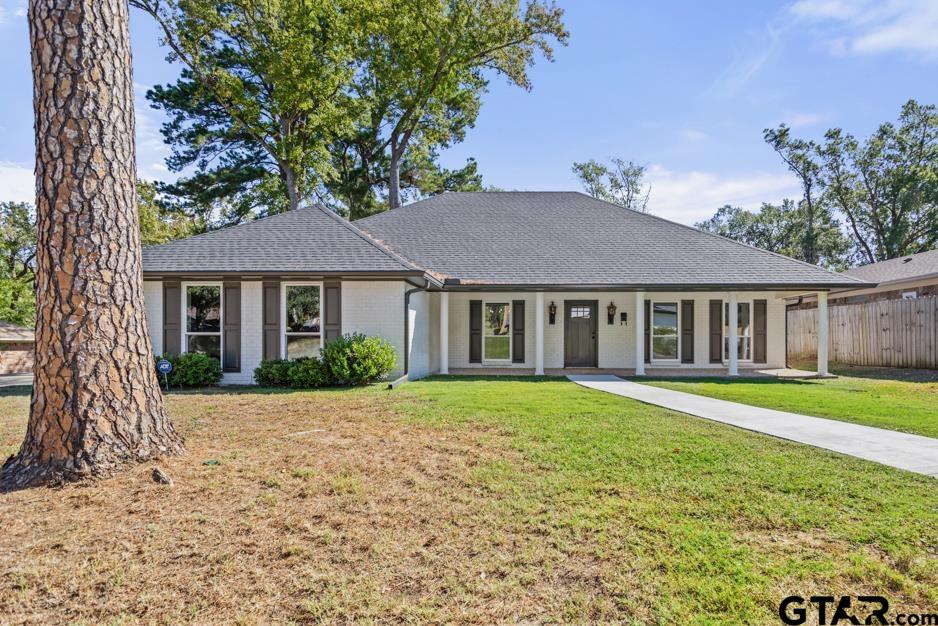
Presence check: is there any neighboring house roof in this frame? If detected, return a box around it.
[0,321,34,342]
[356,192,867,288]
[840,249,938,286]
[142,204,423,276]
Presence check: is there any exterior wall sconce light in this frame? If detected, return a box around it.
[607,301,617,325]
[548,301,557,325]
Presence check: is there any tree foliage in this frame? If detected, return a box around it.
[0,202,36,326]
[818,100,938,263]
[761,99,937,265]
[135,0,567,221]
[572,158,650,212]
[695,201,850,270]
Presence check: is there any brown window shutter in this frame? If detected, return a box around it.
[753,299,767,363]
[709,299,723,363]
[512,299,525,363]
[644,299,651,363]
[469,300,482,363]
[323,280,342,343]
[681,300,694,364]
[262,281,280,360]
[162,281,181,356]
[222,282,241,372]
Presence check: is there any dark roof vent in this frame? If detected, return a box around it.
[903,257,913,263]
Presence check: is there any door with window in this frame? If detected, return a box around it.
[564,300,597,367]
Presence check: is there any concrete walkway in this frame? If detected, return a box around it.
[568,374,938,478]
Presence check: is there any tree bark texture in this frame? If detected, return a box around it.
[0,0,184,491]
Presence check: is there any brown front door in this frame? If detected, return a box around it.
[564,300,598,367]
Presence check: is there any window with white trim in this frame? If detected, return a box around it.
[724,301,752,361]
[651,302,679,360]
[483,302,511,361]
[184,284,222,361]
[282,283,322,359]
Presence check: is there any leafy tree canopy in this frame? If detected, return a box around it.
[136,0,567,222]
[695,201,851,271]
[572,158,650,212]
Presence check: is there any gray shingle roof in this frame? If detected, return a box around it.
[142,205,421,275]
[841,248,938,285]
[356,191,866,288]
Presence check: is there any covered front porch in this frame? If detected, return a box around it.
[427,289,832,378]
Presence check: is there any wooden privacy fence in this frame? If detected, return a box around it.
[787,295,938,369]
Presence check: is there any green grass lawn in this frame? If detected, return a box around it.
[2,378,936,624]
[399,377,937,624]
[638,370,938,438]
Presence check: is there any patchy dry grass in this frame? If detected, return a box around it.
[0,379,936,624]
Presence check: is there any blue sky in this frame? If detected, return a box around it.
[0,0,936,224]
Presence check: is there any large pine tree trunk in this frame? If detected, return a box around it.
[0,0,184,491]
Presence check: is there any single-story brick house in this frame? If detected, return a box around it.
[141,192,868,383]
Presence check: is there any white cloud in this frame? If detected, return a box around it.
[0,162,34,203]
[682,129,709,142]
[784,112,827,128]
[707,23,784,98]
[790,0,938,57]
[133,83,172,181]
[644,164,802,225]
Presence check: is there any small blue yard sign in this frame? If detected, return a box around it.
[157,359,173,390]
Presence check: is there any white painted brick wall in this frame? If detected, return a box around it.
[222,281,263,385]
[407,290,435,379]
[342,281,406,378]
[143,281,163,356]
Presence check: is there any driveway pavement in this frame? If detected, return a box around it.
[0,373,32,388]
[568,374,938,477]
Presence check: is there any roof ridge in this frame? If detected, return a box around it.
[569,191,866,284]
[312,204,425,272]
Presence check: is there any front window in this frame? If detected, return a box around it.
[284,284,321,359]
[185,285,221,360]
[724,302,752,360]
[484,302,511,361]
[652,302,678,360]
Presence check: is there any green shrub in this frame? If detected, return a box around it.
[287,357,333,388]
[155,352,222,388]
[321,333,396,386]
[253,359,293,387]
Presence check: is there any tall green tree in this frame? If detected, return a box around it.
[137,181,200,244]
[353,0,567,211]
[695,201,850,270]
[572,158,651,212]
[818,100,938,263]
[137,0,566,220]
[763,125,832,265]
[132,0,363,214]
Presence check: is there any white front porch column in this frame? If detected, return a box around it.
[439,291,449,374]
[728,291,739,376]
[634,291,645,376]
[535,291,545,375]
[817,291,829,376]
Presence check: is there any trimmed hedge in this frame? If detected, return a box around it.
[155,352,223,388]
[252,333,396,388]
